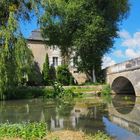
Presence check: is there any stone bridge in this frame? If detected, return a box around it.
[106,57,140,96]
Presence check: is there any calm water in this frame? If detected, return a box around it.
[0,95,140,140]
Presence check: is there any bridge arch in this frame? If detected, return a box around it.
[111,76,135,95]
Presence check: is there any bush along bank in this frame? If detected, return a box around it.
[3,82,82,100]
[0,122,111,140]
[0,122,47,140]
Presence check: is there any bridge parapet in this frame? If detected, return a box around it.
[107,57,140,74]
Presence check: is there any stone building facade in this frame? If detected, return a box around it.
[27,30,87,84]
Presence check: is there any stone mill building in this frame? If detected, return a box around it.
[27,30,87,84]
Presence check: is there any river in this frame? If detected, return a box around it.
[0,95,140,140]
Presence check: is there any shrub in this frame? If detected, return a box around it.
[52,82,81,99]
[56,65,73,85]
[0,122,47,139]
[52,82,64,98]
[101,84,111,96]
[4,87,44,100]
[49,65,56,84]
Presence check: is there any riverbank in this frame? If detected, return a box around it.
[4,84,106,100]
[0,119,111,140]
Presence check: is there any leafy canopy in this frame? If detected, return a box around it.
[0,0,40,99]
[40,0,130,82]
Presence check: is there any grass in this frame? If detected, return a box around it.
[44,130,111,140]
[69,85,103,94]
[72,88,97,93]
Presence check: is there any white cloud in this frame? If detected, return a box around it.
[134,32,140,44]
[102,30,140,68]
[125,49,139,58]
[116,30,140,59]
[122,38,137,48]
[102,56,116,69]
[113,50,123,57]
[118,30,140,48]
[118,30,131,39]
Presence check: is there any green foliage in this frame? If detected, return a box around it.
[49,65,56,83]
[42,82,79,99]
[28,62,43,85]
[101,84,111,96]
[0,0,41,99]
[0,0,40,26]
[0,12,18,99]
[52,82,65,98]
[0,122,47,139]
[0,85,81,100]
[57,65,73,85]
[40,0,130,82]
[42,53,50,85]
[42,88,55,98]
[5,87,44,100]
[0,12,35,99]
[86,131,110,140]
[15,36,34,85]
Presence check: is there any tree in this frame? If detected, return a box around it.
[40,0,82,64]
[42,53,50,85]
[0,12,19,99]
[0,6,38,99]
[0,0,40,27]
[40,0,130,82]
[15,36,34,85]
[0,0,41,99]
[49,65,56,83]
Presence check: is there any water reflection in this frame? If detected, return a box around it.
[0,98,107,133]
[107,95,140,139]
[112,95,136,114]
[0,96,140,140]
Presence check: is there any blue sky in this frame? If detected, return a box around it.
[20,0,140,68]
[102,0,140,68]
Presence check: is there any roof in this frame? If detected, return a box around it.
[28,30,44,41]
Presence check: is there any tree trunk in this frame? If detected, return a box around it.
[92,68,96,83]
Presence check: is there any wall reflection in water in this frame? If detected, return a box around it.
[0,98,107,133]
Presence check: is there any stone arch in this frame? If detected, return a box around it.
[111,76,135,95]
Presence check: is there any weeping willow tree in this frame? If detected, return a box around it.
[0,0,41,100]
[0,12,34,100]
[15,36,34,85]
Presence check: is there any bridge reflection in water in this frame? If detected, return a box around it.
[105,95,140,140]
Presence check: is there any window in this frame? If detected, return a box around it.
[53,57,58,66]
